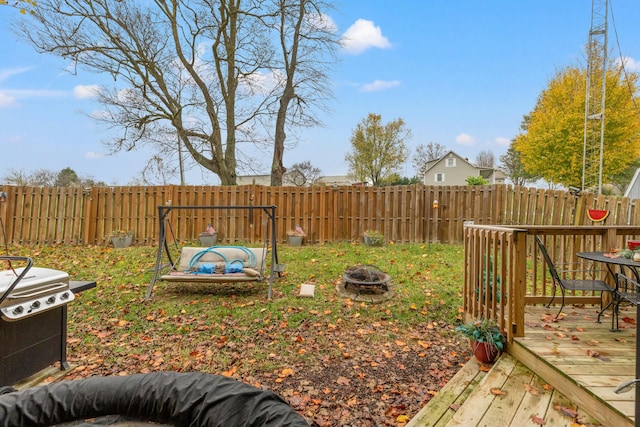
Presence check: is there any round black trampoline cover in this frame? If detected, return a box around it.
[0,371,309,427]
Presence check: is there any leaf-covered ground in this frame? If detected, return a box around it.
[19,242,471,426]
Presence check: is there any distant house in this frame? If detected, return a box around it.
[236,175,271,186]
[236,174,357,186]
[422,151,505,186]
[624,168,640,200]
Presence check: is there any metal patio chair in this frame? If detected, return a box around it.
[536,236,613,320]
[612,272,640,331]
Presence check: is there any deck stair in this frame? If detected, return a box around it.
[407,352,603,427]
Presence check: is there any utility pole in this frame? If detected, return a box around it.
[582,0,608,194]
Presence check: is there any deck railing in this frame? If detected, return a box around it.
[463,225,640,343]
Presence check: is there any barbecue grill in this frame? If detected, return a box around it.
[0,256,74,386]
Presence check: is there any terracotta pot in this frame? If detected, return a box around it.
[471,340,500,363]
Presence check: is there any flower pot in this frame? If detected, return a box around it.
[288,235,303,246]
[110,234,133,248]
[363,234,384,246]
[472,340,500,363]
[199,233,218,247]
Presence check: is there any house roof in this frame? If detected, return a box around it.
[424,150,492,173]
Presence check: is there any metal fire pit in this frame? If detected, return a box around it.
[337,265,394,303]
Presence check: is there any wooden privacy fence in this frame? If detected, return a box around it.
[0,184,638,246]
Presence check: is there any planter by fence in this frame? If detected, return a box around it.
[110,234,133,248]
[288,235,303,246]
[199,233,218,247]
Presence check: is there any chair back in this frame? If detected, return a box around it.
[535,236,562,284]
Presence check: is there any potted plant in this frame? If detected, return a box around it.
[199,223,218,247]
[110,230,134,248]
[455,318,506,363]
[363,230,385,246]
[287,224,305,246]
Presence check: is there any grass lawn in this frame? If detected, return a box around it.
[11,241,471,426]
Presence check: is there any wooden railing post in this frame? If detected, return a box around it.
[510,230,528,340]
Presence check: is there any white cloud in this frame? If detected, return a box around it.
[0,67,32,82]
[306,12,337,33]
[85,151,103,159]
[74,85,100,99]
[340,19,391,55]
[456,133,476,147]
[617,56,640,72]
[360,79,401,92]
[0,92,16,108]
[495,137,510,146]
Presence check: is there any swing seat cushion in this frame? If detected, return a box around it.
[160,247,266,283]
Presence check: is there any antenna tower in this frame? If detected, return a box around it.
[582,0,608,193]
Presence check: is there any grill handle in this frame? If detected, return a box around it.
[0,256,34,306]
[7,282,68,299]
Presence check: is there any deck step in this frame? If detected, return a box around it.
[407,353,604,427]
[406,357,486,426]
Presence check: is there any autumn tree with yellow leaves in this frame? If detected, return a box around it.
[513,62,640,189]
[0,0,35,14]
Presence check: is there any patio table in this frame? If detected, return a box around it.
[578,251,640,426]
[577,251,640,329]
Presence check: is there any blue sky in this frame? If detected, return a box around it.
[1,1,640,185]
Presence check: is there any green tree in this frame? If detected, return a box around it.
[55,167,80,187]
[345,113,411,186]
[381,174,419,186]
[499,142,539,186]
[466,176,488,185]
[513,61,640,189]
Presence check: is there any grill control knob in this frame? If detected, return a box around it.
[31,301,41,309]
[12,306,24,315]
[46,296,56,305]
[60,292,70,300]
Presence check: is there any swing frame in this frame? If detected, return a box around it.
[145,205,280,300]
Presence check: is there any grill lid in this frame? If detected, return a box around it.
[0,257,72,321]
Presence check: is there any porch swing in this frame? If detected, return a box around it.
[145,205,282,300]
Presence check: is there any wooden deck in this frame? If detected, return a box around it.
[408,305,638,427]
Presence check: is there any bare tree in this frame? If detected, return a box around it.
[3,167,104,187]
[268,0,338,185]
[475,150,495,168]
[412,142,447,176]
[16,0,337,185]
[284,160,321,186]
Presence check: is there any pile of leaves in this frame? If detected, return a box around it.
[17,242,471,426]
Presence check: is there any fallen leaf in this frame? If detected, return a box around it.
[531,415,546,425]
[449,403,461,411]
[555,405,577,418]
[490,388,506,395]
[622,317,636,325]
[524,383,539,395]
[396,415,409,423]
[336,376,350,386]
